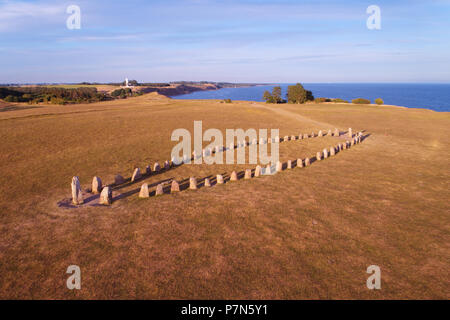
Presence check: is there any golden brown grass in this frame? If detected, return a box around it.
[0,95,449,299]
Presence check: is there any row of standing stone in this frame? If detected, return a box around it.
[138,131,363,199]
[71,128,359,205]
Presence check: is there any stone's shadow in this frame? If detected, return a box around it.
[110,163,182,191]
[113,177,173,201]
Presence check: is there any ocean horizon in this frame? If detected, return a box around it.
[173,83,450,112]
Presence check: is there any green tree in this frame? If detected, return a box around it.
[287,83,314,104]
[272,86,282,103]
[263,90,275,103]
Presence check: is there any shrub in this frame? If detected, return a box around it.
[352,98,371,104]
[224,99,232,103]
[332,98,349,103]
[375,98,384,105]
[315,97,330,103]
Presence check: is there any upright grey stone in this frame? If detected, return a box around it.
[330,147,335,156]
[254,165,262,177]
[71,176,83,205]
[131,168,141,182]
[230,171,238,181]
[334,128,339,137]
[204,178,211,187]
[153,162,161,172]
[287,160,293,169]
[244,169,252,179]
[171,180,180,192]
[139,183,149,198]
[216,174,224,184]
[189,177,197,190]
[305,158,310,166]
[323,148,328,159]
[155,184,164,196]
[317,151,322,161]
[92,176,102,194]
[99,186,112,205]
[297,158,303,168]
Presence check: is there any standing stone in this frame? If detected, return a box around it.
[265,164,272,175]
[316,151,322,161]
[318,130,323,137]
[153,162,161,172]
[276,161,283,172]
[114,174,125,185]
[297,158,303,168]
[305,158,310,166]
[291,135,296,141]
[358,136,361,143]
[299,134,303,140]
[204,178,211,187]
[189,177,197,190]
[311,132,315,138]
[303,133,309,139]
[170,180,180,192]
[287,160,293,169]
[350,139,355,146]
[323,148,328,159]
[71,176,83,205]
[92,176,102,194]
[244,169,252,179]
[99,186,112,205]
[348,128,353,138]
[131,168,141,182]
[334,128,340,137]
[155,184,164,196]
[164,160,170,170]
[284,136,289,142]
[216,174,224,184]
[146,165,152,175]
[139,183,149,198]
[230,171,238,181]
[330,147,335,156]
[327,129,332,136]
[254,165,262,177]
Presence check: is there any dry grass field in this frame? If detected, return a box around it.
[0,93,449,299]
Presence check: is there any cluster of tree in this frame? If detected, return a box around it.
[263,83,314,104]
[110,88,143,99]
[0,87,107,105]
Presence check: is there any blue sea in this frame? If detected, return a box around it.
[172,83,450,112]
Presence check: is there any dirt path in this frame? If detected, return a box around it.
[251,102,336,129]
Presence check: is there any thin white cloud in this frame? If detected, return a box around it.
[0,0,63,31]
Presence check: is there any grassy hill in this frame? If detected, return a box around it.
[0,94,448,299]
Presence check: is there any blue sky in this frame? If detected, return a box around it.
[1,0,449,83]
